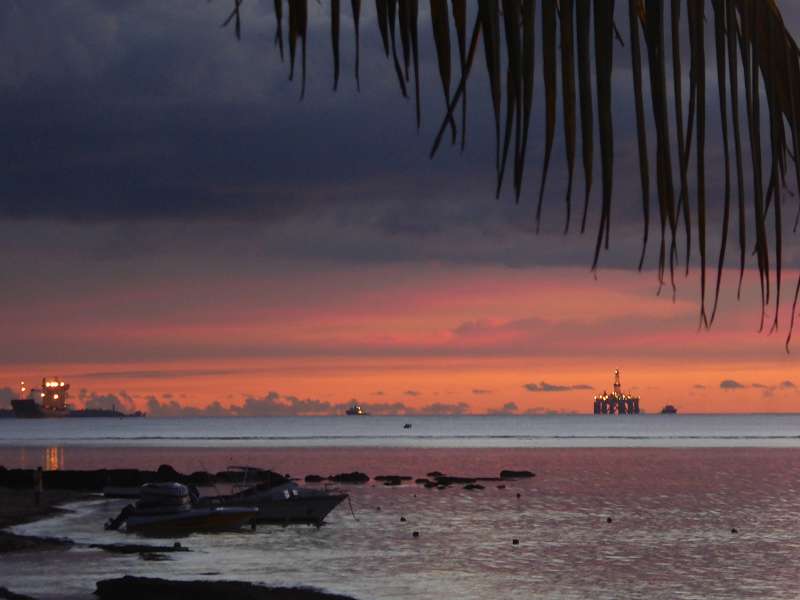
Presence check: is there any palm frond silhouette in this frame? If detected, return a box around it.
[223,0,800,349]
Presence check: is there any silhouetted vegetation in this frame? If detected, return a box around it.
[222,1,800,347]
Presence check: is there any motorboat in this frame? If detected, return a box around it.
[198,467,348,525]
[105,482,258,533]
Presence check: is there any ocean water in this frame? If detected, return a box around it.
[1,416,800,599]
[0,414,799,454]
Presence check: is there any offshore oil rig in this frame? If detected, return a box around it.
[593,370,641,415]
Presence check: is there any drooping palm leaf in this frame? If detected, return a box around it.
[227,0,800,348]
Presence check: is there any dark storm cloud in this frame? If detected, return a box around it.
[720,379,746,390]
[142,391,469,417]
[1,0,798,308]
[146,391,334,417]
[78,389,137,412]
[718,380,797,393]
[486,402,518,415]
[0,0,737,273]
[523,382,592,393]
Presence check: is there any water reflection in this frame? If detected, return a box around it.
[44,446,64,471]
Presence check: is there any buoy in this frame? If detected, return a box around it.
[516,493,521,499]
[512,539,519,545]
[606,517,613,523]
[412,531,419,538]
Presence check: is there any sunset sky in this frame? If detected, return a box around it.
[1,1,799,415]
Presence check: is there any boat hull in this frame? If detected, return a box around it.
[248,495,348,524]
[125,507,258,533]
[11,399,68,418]
[202,486,348,525]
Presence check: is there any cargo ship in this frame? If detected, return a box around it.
[345,402,367,416]
[11,378,145,418]
[592,369,641,415]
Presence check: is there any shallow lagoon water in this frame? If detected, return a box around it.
[3,445,800,600]
[2,416,800,598]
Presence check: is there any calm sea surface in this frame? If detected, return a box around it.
[1,415,799,599]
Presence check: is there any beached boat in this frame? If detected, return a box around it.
[106,482,258,533]
[198,467,348,525]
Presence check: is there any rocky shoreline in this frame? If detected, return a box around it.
[95,576,358,600]
[0,464,536,599]
[0,464,534,493]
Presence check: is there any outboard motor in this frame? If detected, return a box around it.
[104,503,135,531]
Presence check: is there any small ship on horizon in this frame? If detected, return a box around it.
[345,402,367,416]
[10,378,145,419]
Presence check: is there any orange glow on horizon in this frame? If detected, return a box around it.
[1,266,797,415]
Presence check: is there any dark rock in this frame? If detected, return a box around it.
[434,476,476,486]
[382,479,402,487]
[516,493,521,498]
[427,471,444,478]
[463,484,485,490]
[139,552,171,562]
[500,470,535,480]
[415,478,432,485]
[424,482,436,489]
[328,472,369,484]
[374,475,412,481]
[0,586,36,600]
[412,531,419,538]
[0,468,289,492]
[0,531,73,554]
[187,471,213,485]
[305,475,325,483]
[497,485,506,490]
[400,516,407,522]
[156,465,179,481]
[731,528,738,534]
[90,543,191,555]
[94,576,358,600]
[512,539,519,545]
[606,517,613,523]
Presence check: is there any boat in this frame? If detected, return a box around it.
[197,467,348,525]
[105,482,258,533]
[11,378,145,418]
[345,402,367,416]
[592,369,641,415]
[660,405,678,414]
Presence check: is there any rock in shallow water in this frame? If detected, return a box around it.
[95,576,358,600]
[499,470,535,480]
[328,472,369,484]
